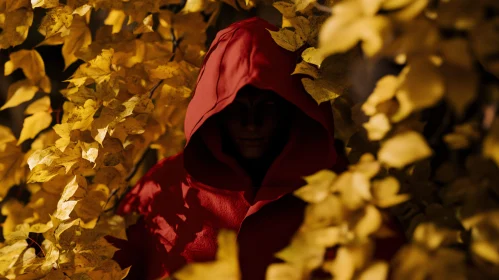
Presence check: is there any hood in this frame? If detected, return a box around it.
[183,17,339,204]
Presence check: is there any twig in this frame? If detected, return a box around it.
[27,236,46,257]
[149,80,164,99]
[169,24,181,62]
[102,188,119,213]
[125,147,153,182]
[314,2,333,13]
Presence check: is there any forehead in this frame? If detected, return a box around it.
[235,85,279,103]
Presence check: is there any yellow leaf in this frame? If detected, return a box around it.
[27,146,58,169]
[81,142,99,163]
[349,153,381,179]
[53,123,72,152]
[182,0,205,13]
[319,11,363,56]
[60,175,79,201]
[92,125,109,146]
[392,58,445,122]
[442,64,478,117]
[472,18,499,79]
[0,240,28,276]
[382,0,413,10]
[75,184,108,221]
[319,1,391,57]
[146,60,199,88]
[372,176,409,208]
[0,125,16,144]
[54,176,80,220]
[1,200,34,239]
[0,79,39,111]
[27,164,63,183]
[4,49,49,88]
[67,49,114,87]
[327,246,356,280]
[0,8,33,49]
[358,16,392,57]
[17,111,53,145]
[4,0,31,11]
[266,263,301,280]
[484,118,499,167]
[31,0,59,8]
[440,38,474,70]
[174,230,240,280]
[73,4,92,16]
[301,47,325,67]
[61,100,97,132]
[133,14,154,35]
[288,16,310,41]
[378,131,432,168]
[239,0,255,10]
[304,194,344,229]
[302,78,340,104]
[332,171,371,210]
[294,170,337,203]
[302,226,343,247]
[363,113,391,141]
[444,133,469,150]
[104,10,126,34]
[36,32,65,47]
[273,2,295,18]
[293,0,315,12]
[0,143,26,197]
[362,75,398,116]
[30,221,54,233]
[413,223,461,250]
[361,0,383,16]
[275,236,324,272]
[25,96,51,115]
[384,20,438,65]
[30,129,58,151]
[62,16,92,69]
[292,61,319,79]
[86,259,131,280]
[73,237,119,272]
[390,0,428,22]
[38,5,73,38]
[472,241,499,265]
[54,218,80,246]
[358,262,389,280]
[267,28,305,52]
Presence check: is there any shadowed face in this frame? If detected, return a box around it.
[220,85,293,160]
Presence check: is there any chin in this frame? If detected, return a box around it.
[239,148,265,160]
[240,153,264,160]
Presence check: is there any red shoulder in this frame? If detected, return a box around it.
[116,152,185,216]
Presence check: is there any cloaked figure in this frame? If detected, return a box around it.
[106,17,400,280]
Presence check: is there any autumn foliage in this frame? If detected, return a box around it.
[1,0,499,279]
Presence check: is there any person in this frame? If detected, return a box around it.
[107,17,349,279]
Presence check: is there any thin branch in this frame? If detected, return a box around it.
[125,147,153,182]
[149,80,164,99]
[170,26,179,62]
[27,236,45,257]
[314,2,333,13]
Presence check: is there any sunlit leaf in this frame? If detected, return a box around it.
[378,131,432,168]
[267,28,305,51]
[0,80,39,111]
[18,112,53,145]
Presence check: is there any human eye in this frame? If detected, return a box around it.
[262,100,276,106]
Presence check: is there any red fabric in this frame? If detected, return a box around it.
[106,17,355,280]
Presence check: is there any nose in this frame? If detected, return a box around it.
[245,110,257,132]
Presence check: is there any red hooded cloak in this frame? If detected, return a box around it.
[108,17,357,280]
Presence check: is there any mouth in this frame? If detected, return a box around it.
[238,137,265,146]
